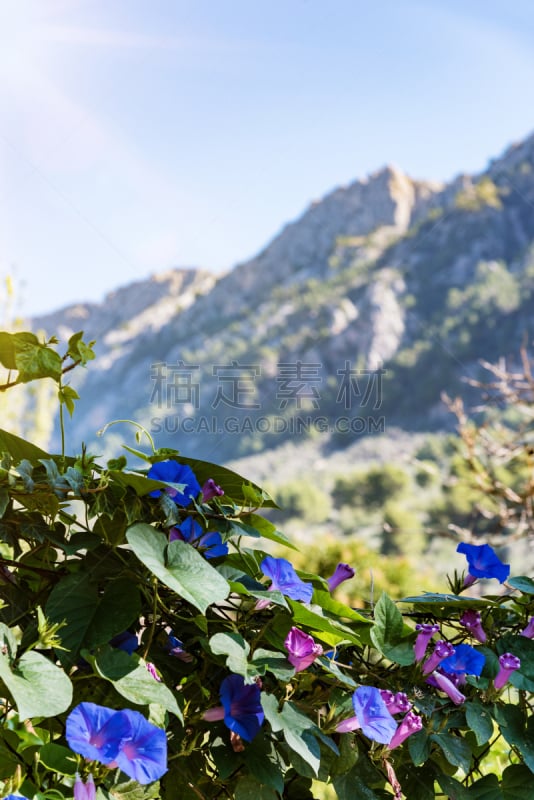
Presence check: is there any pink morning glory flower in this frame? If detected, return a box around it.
[326,563,355,592]
[380,690,412,715]
[388,710,423,749]
[426,671,466,705]
[74,774,95,800]
[422,640,455,676]
[460,609,487,643]
[284,627,323,671]
[201,478,224,502]
[494,653,521,689]
[414,623,440,662]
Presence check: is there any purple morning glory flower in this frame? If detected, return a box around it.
[457,543,510,586]
[204,674,264,742]
[169,517,228,559]
[521,617,534,638]
[201,478,224,502]
[165,633,193,662]
[260,557,313,603]
[74,774,95,800]
[350,686,398,744]
[147,460,201,506]
[414,623,440,662]
[326,563,355,592]
[66,703,167,785]
[388,711,423,749]
[380,690,412,715]
[426,671,466,705]
[284,627,323,672]
[440,643,485,678]
[422,640,456,676]
[494,652,521,689]
[460,610,487,643]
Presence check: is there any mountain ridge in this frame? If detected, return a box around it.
[31,131,534,464]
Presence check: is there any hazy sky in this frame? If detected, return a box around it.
[1,0,534,317]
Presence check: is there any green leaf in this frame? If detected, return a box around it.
[234,776,279,800]
[67,331,95,365]
[0,428,51,465]
[94,647,182,721]
[209,632,251,678]
[430,732,472,773]
[46,574,141,668]
[408,729,432,766]
[38,743,77,776]
[333,765,382,800]
[493,704,534,772]
[126,523,229,614]
[468,774,504,800]
[251,648,295,681]
[166,456,277,508]
[261,694,319,776]
[0,331,18,369]
[508,576,534,594]
[502,764,534,799]
[288,600,361,645]
[312,590,371,625]
[58,385,79,417]
[14,336,62,382]
[0,487,9,519]
[465,701,494,745]
[398,592,491,608]
[0,650,72,719]
[370,592,413,664]
[109,471,174,496]
[244,737,285,794]
[0,623,18,660]
[237,513,296,549]
[435,775,471,800]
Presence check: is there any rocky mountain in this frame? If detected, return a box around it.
[32,132,534,466]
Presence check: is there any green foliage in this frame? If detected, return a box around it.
[0,333,531,800]
[272,479,331,523]
[455,177,503,211]
[332,464,409,509]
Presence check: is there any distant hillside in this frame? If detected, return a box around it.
[32,132,534,464]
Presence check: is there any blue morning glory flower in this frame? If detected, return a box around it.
[219,674,264,742]
[169,517,228,559]
[110,630,139,655]
[113,708,168,784]
[66,702,167,785]
[440,643,485,677]
[203,676,265,742]
[260,556,313,603]
[147,460,201,506]
[3,796,30,800]
[351,685,398,744]
[457,542,510,585]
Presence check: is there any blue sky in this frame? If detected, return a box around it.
[1,0,534,317]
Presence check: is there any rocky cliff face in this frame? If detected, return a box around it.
[31,133,534,462]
